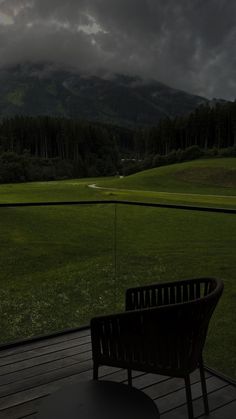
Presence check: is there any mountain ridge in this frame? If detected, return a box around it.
[0,63,208,127]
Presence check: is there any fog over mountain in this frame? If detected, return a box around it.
[0,64,207,127]
[0,0,236,100]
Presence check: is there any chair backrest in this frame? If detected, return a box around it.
[126,277,221,310]
[124,278,224,375]
[91,278,223,377]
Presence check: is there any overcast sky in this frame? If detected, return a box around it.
[0,0,235,99]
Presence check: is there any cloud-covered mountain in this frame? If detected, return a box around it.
[0,63,207,127]
[0,1,235,100]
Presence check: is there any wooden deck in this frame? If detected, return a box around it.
[0,328,235,419]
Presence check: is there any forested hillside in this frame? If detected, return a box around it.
[0,100,235,183]
[125,100,236,174]
[133,101,236,156]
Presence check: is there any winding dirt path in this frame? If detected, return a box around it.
[88,184,236,199]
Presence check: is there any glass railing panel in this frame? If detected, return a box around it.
[0,203,115,344]
[116,204,236,378]
[0,201,235,380]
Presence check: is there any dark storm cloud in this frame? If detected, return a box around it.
[0,0,235,99]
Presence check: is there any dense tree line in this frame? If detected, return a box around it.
[131,101,236,158]
[0,117,127,182]
[120,100,236,174]
[0,116,120,162]
[0,100,236,182]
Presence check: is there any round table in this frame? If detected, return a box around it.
[36,380,160,419]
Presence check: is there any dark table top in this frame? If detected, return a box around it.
[36,380,160,419]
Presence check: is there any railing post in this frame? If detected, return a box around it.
[114,202,117,309]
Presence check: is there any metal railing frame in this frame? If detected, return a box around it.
[0,199,235,213]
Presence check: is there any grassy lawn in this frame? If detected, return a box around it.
[0,204,116,339]
[0,177,107,203]
[0,158,235,378]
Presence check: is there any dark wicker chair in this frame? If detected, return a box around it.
[91,278,223,419]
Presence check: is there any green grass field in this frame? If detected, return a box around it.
[97,157,236,208]
[99,158,236,193]
[0,158,235,378]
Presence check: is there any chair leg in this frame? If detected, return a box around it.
[127,368,132,386]
[184,375,194,419]
[199,358,210,415]
[93,363,98,380]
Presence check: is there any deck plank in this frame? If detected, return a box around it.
[156,376,229,413]
[203,400,236,419]
[0,328,235,419]
[0,342,91,376]
[0,329,90,359]
[0,357,93,398]
[0,335,91,366]
[0,352,91,387]
[161,386,236,419]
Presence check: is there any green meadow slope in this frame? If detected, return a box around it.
[99,158,236,193]
[97,158,236,208]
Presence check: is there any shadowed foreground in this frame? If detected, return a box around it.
[0,328,235,419]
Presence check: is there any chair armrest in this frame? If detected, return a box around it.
[90,303,202,372]
[90,310,139,365]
